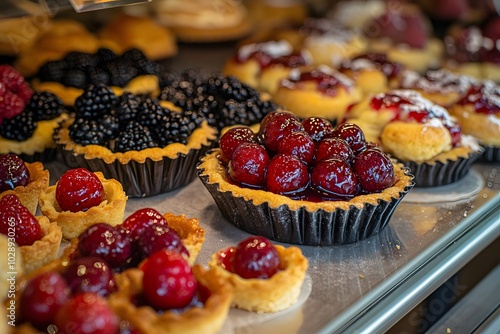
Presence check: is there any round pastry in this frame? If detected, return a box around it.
[346,89,484,186]
[209,236,308,313]
[39,169,128,240]
[245,0,308,30]
[99,13,178,60]
[339,52,404,96]
[449,81,500,161]
[155,0,253,42]
[53,85,218,197]
[273,65,363,123]
[327,0,386,31]
[198,112,414,245]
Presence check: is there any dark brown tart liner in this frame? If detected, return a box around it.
[479,145,500,163]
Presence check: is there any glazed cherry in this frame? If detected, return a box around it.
[56,168,104,213]
[266,154,309,195]
[311,158,360,197]
[0,153,30,192]
[301,117,334,142]
[142,250,197,310]
[20,271,70,329]
[136,224,189,259]
[233,236,280,279]
[228,142,270,187]
[219,126,257,163]
[353,149,395,193]
[315,137,354,164]
[55,293,119,334]
[63,256,117,297]
[122,207,168,242]
[258,111,303,152]
[0,194,43,246]
[216,246,236,273]
[78,223,132,269]
[277,131,315,165]
[332,123,367,153]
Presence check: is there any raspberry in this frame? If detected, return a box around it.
[0,89,25,120]
[0,65,33,103]
[0,194,43,246]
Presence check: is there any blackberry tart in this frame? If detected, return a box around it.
[54,84,218,197]
[198,111,414,246]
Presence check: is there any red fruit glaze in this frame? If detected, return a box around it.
[233,236,280,279]
[228,142,270,187]
[277,131,315,165]
[0,153,30,192]
[56,168,104,213]
[315,137,354,164]
[351,53,404,78]
[20,271,70,329]
[258,111,303,152]
[0,194,43,246]
[63,256,117,297]
[55,293,119,334]
[311,158,360,197]
[301,116,334,142]
[136,224,189,258]
[266,154,309,195]
[457,84,500,114]
[353,149,395,192]
[219,126,256,163]
[122,207,167,242]
[370,93,413,114]
[332,123,366,153]
[142,250,197,310]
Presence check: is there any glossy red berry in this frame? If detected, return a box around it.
[55,293,119,334]
[315,137,354,164]
[233,236,280,279]
[63,256,117,297]
[266,154,309,195]
[20,271,70,329]
[353,149,395,192]
[277,131,315,165]
[0,65,33,102]
[142,250,197,310]
[332,123,366,153]
[56,168,104,213]
[311,158,360,197]
[301,117,334,142]
[259,111,303,152]
[0,153,30,192]
[122,207,167,242]
[0,194,43,246]
[136,224,189,258]
[219,126,256,163]
[216,246,236,273]
[228,142,270,187]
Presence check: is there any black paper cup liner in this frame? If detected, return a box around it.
[401,148,484,187]
[198,162,414,246]
[16,148,57,163]
[480,145,500,162]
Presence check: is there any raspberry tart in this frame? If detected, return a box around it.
[198,111,414,245]
[53,84,218,197]
[346,89,483,186]
[209,236,308,313]
[39,168,127,239]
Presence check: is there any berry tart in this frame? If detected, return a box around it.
[346,89,483,186]
[448,81,500,162]
[0,194,62,274]
[198,111,414,245]
[53,84,218,197]
[209,236,308,313]
[272,65,363,123]
[0,154,49,215]
[39,168,127,240]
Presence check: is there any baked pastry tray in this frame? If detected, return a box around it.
[44,159,500,334]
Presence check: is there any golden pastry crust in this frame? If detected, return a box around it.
[0,161,49,215]
[99,14,177,60]
[199,149,412,211]
[19,216,62,274]
[209,245,308,313]
[39,172,128,240]
[108,266,233,334]
[449,104,500,147]
[222,58,261,89]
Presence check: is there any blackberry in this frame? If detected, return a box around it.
[153,112,193,146]
[38,60,68,83]
[115,92,141,124]
[182,110,205,130]
[69,117,108,146]
[114,121,158,152]
[88,67,111,86]
[65,51,98,71]
[122,48,147,63]
[75,84,117,119]
[180,68,209,87]
[62,69,88,89]
[100,113,120,139]
[200,74,260,102]
[106,58,138,87]
[0,111,37,141]
[137,97,168,128]
[25,91,64,121]
[97,48,117,64]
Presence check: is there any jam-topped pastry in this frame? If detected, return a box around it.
[339,52,404,95]
[273,65,363,123]
[346,89,483,186]
[198,111,413,245]
[449,80,500,161]
[39,168,127,239]
[209,235,308,313]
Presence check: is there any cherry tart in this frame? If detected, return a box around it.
[198,111,414,245]
[272,65,362,123]
[39,168,127,240]
[0,154,49,215]
[449,81,500,162]
[209,236,308,313]
[346,89,484,186]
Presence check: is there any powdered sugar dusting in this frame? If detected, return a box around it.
[237,40,293,61]
[400,69,476,95]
